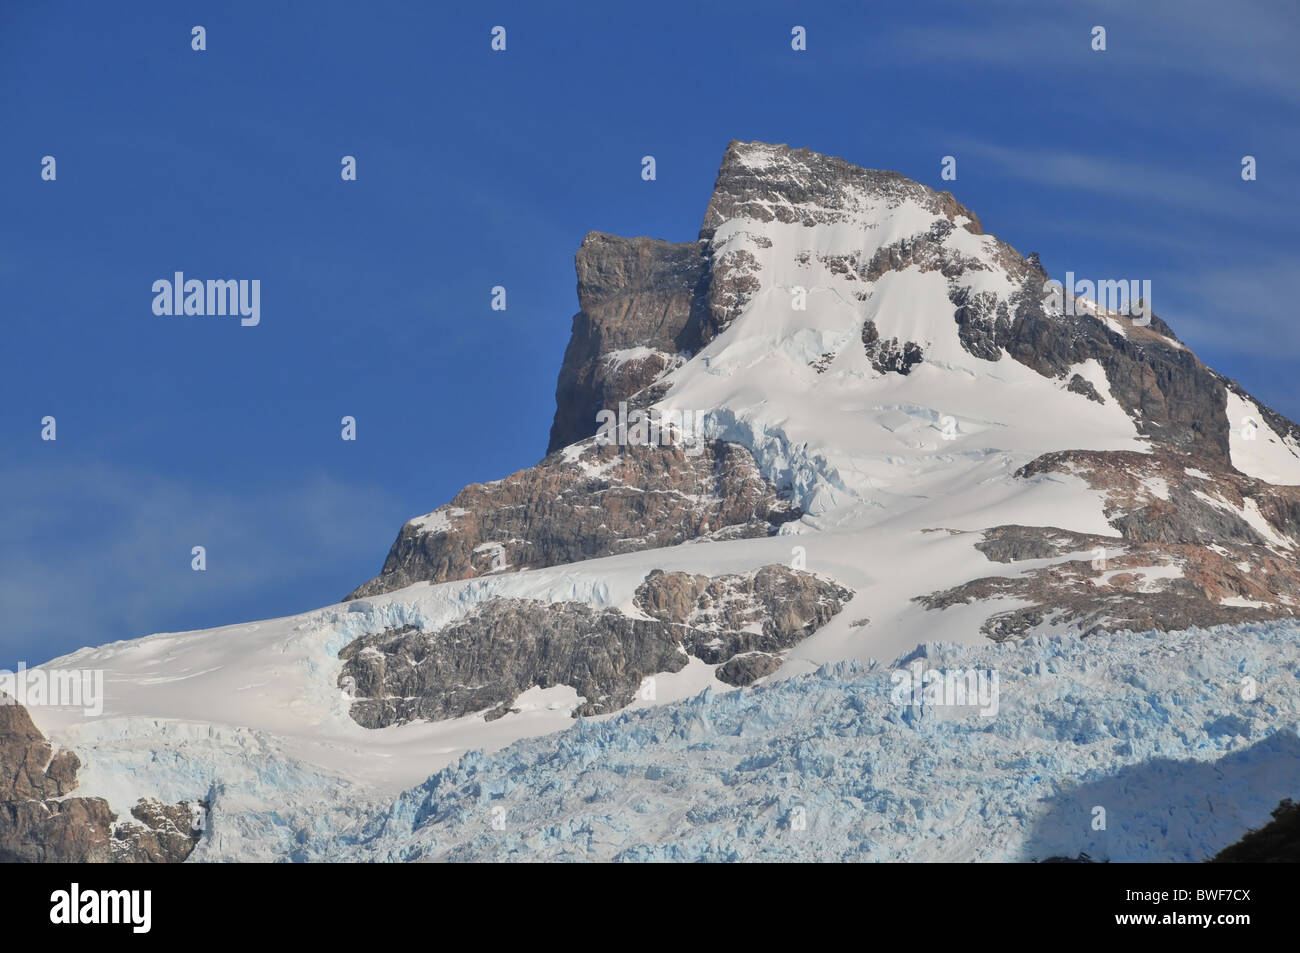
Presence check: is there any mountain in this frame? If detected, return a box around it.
[12,140,1300,862]
[352,139,1300,645]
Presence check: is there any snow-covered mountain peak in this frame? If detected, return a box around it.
[640,145,1148,530]
[16,142,1300,865]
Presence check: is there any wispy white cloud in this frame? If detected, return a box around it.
[1158,257,1300,359]
[881,0,1300,105]
[0,462,402,667]
[952,138,1271,221]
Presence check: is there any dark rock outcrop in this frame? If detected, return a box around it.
[953,261,1234,463]
[339,566,852,727]
[862,320,924,375]
[0,699,203,863]
[916,448,1300,639]
[715,653,784,686]
[634,565,852,665]
[1066,373,1104,404]
[340,608,686,725]
[547,233,709,454]
[348,439,800,600]
[699,140,982,241]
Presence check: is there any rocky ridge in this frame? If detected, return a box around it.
[0,698,203,862]
[919,449,1300,638]
[341,565,851,727]
[347,438,800,600]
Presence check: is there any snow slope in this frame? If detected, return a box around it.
[28,525,1054,803]
[1225,389,1300,485]
[668,209,1149,529]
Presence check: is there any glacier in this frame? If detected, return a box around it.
[165,619,1300,862]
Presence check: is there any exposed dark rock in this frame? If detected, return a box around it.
[862,320,924,375]
[483,704,521,723]
[0,699,80,803]
[348,439,801,600]
[981,607,1047,642]
[951,287,1014,362]
[1066,374,1104,403]
[699,140,982,241]
[974,525,1100,563]
[116,799,207,863]
[809,351,836,373]
[715,653,783,686]
[547,232,709,454]
[952,266,1235,463]
[339,609,687,724]
[862,220,985,283]
[339,566,852,727]
[916,451,1300,640]
[635,565,853,665]
[0,699,203,863]
[704,246,761,337]
[1040,852,1099,863]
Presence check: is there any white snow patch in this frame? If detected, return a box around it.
[408,507,466,535]
[1225,390,1300,485]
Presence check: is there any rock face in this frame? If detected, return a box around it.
[993,291,1232,462]
[348,438,800,599]
[340,607,685,725]
[862,320,924,375]
[916,448,1300,639]
[634,566,853,682]
[547,233,709,454]
[699,140,983,242]
[0,699,203,863]
[339,566,851,726]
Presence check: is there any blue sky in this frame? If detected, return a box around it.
[2,0,1297,667]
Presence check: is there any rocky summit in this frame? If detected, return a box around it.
[351,139,1300,655]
